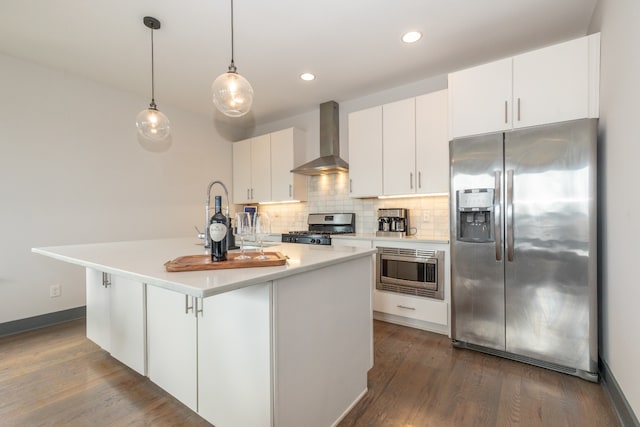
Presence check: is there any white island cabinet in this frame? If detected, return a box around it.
[33,239,375,427]
[86,269,145,375]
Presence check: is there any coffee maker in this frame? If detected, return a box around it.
[377,208,409,237]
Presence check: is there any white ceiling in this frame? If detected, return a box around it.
[0,0,597,127]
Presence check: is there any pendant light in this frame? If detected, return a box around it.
[136,16,171,141]
[211,0,254,117]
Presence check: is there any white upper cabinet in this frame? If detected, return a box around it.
[416,89,449,194]
[233,128,307,204]
[270,128,308,202]
[232,134,271,204]
[449,33,600,139]
[382,98,416,196]
[348,91,449,198]
[513,34,599,128]
[448,58,513,138]
[348,105,383,198]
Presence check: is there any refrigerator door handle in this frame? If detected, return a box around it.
[506,169,515,261]
[494,170,502,261]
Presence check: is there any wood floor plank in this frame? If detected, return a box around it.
[0,319,621,427]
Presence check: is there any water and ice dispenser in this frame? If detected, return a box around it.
[456,189,495,242]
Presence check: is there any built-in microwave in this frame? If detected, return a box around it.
[376,247,444,300]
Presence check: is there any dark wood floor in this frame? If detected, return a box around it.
[0,319,620,427]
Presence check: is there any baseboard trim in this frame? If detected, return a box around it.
[0,306,86,337]
[600,358,640,427]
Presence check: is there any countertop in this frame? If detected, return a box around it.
[331,233,449,245]
[32,238,376,298]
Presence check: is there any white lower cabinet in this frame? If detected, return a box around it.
[86,269,145,375]
[372,289,447,325]
[146,285,198,411]
[198,283,272,427]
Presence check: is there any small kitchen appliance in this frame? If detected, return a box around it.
[281,213,355,245]
[376,208,409,237]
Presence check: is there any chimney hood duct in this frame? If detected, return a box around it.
[291,101,349,176]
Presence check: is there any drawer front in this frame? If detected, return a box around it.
[373,289,447,325]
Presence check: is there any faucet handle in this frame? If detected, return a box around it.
[194,225,205,240]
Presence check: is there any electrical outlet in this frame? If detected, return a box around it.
[422,212,431,222]
[50,284,61,298]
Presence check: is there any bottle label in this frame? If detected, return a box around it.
[209,223,227,242]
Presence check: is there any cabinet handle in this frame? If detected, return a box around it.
[349,179,353,193]
[250,188,254,199]
[289,184,292,197]
[410,172,414,189]
[185,294,193,314]
[102,272,111,288]
[418,171,422,189]
[517,98,521,121]
[397,305,416,311]
[247,189,250,200]
[504,100,508,124]
[195,297,203,317]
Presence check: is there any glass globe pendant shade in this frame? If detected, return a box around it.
[212,71,254,117]
[136,107,171,141]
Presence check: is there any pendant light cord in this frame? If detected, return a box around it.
[150,26,157,109]
[229,0,237,72]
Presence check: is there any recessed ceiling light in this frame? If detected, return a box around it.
[300,72,316,81]
[402,31,422,44]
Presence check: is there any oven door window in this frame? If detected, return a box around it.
[381,259,435,284]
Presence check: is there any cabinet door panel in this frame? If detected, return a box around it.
[449,58,512,138]
[513,36,590,128]
[270,129,294,202]
[251,134,272,202]
[146,286,197,411]
[232,139,252,204]
[383,98,415,196]
[416,90,449,194]
[348,106,383,197]
[109,276,145,375]
[198,284,272,427]
[86,269,110,350]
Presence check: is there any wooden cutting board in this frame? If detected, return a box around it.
[164,252,287,272]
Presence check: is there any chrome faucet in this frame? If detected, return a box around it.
[204,180,230,249]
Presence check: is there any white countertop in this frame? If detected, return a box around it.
[33,238,376,298]
[331,233,449,245]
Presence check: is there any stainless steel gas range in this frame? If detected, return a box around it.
[281,213,356,245]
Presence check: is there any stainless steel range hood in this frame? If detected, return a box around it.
[291,101,349,175]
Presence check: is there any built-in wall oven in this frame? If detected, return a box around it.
[376,247,444,300]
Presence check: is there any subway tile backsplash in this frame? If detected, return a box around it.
[254,172,449,240]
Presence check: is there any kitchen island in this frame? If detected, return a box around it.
[33,238,376,427]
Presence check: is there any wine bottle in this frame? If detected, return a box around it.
[209,195,228,262]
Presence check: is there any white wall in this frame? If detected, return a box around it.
[0,53,231,323]
[589,0,640,418]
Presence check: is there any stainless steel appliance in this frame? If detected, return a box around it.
[376,247,444,300]
[376,208,409,237]
[450,118,598,381]
[281,213,355,245]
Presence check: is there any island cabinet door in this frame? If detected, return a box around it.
[197,283,273,427]
[146,285,198,412]
[86,269,111,351]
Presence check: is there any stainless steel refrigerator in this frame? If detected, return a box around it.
[449,118,598,381]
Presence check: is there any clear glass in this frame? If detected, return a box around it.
[136,108,171,141]
[253,212,271,260]
[233,212,252,260]
[211,71,254,117]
